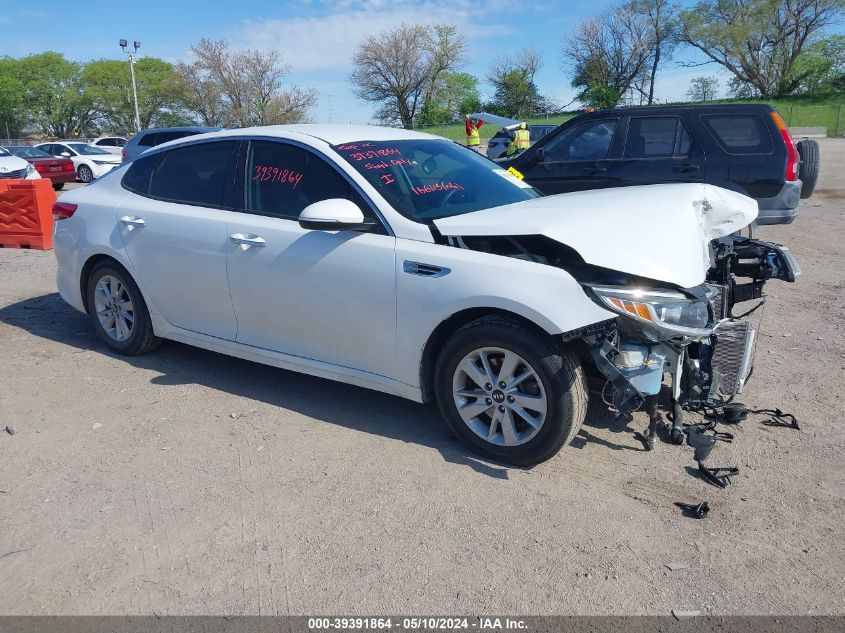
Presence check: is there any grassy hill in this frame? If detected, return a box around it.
[414,93,845,141]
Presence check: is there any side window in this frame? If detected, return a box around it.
[625,117,691,158]
[544,119,618,161]
[121,154,158,195]
[244,140,378,225]
[148,141,236,208]
[138,133,157,147]
[702,114,773,154]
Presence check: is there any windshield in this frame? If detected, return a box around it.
[333,139,540,222]
[6,146,50,158]
[0,147,10,157]
[67,143,110,155]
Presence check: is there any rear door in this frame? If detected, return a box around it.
[117,140,239,340]
[519,117,621,194]
[610,115,705,186]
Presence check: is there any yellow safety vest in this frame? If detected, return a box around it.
[515,128,530,149]
[467,126,480,147]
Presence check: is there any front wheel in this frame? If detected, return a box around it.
[434,316,587,466]
[86,261,161,355]
[77,164,93,183]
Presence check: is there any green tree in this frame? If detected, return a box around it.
[19,52,96,138]
[680,0,845,97]
[788,35,845,93]
[418,72,481,125]
[0,57,26,138]
[83,57,190,134]
[487,49,551,118]
[686,75,720,101]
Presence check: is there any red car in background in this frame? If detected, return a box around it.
[3,146,77,190]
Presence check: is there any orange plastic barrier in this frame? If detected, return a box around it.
[0,178,57,249]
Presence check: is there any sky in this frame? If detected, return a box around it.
[1,0,842,124]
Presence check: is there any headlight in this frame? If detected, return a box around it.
[589,286,712,335]
[24,163,35,176]
[92,160,114,166]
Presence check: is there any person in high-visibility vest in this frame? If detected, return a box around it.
[506,122,531,157]
[465,115,484,152]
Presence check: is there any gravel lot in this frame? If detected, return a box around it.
[1,141,843,615]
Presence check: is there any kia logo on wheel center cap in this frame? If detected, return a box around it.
[492,390,505,403]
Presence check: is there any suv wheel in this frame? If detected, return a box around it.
[796,139,819,199]
[86,261,161,355]
[434,315,587,466]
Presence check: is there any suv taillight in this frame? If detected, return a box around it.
[53,202,78,220]
[771,111,799,182]
[121,148,128,160]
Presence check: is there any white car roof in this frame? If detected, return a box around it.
[155,124,445,150]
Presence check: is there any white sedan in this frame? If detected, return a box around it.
[0,146,40,180]
[35,141,121,183]
[52,125,798,464]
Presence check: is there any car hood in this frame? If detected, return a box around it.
[433,183,758,288]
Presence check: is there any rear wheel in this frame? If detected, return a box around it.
[86,261,161,355]
[52,182,64,191]
[434,316,587,466]
[796,139,819,199]
[77,164,93,183]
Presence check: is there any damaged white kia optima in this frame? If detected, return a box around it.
[53,126,799,465]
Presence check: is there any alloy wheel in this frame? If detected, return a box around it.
[451,346,547,447]
[93,275,135,342]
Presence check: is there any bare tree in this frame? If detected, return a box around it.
[686,75,720,101]
[487,49,550,117]
[631,0,677,104]
[564,4,656,107]
[680,0,845,97]
[177,39,316,127]
[350,24,466,128]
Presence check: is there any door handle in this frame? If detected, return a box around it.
[582,166,607,175]
[675,163,701,173]
[119,215,146,228]
[229,233,267,247]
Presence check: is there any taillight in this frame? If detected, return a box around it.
[121,148,127,160]
[34,163,48,172]
[771,111,799,182]
[53,202,78,220]
[63,161,74,171]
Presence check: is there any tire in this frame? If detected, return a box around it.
[86,261,161,356]
[77,164,93,183]
[434,315,588,466]
[52,182,64,191]
[796,139,819,199]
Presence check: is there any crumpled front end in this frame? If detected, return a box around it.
[577,236,800,444]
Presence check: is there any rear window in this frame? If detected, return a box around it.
[146,141,237,208]
[624,117,692,158]
[702,114,773,154]
[138,133,157,147]
[121,154,157,194]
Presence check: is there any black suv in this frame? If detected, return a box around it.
[500,104,819,225]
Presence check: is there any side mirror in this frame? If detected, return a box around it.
[60,152,71,158]
[298,199,374,231]
[536,147,545,162]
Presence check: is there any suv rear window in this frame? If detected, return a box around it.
[138,133,157,147]
[702,114,773,154]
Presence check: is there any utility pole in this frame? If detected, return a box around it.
[120,39,142,133]
[327,94,334,124]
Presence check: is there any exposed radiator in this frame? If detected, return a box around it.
[709,319,756,400]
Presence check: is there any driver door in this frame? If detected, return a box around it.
[226,140,398,378]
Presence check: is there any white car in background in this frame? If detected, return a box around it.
[52,125,799,465]
[0,146,41,180]
[91,136,128,155]
[35,141,121,183]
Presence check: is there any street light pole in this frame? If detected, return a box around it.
[120,39,142,133]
